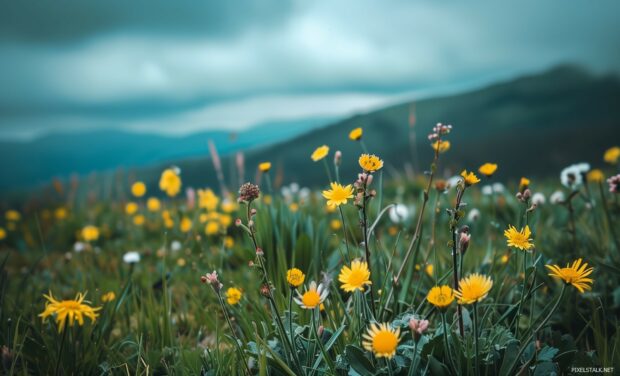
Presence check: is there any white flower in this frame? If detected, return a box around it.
[560,163,590,189]
[289,183,300,194]
[123,251,141,264]
[446,176,462,190]
[492,183,505,193]
[171,240,182,253]
[299,187,311,201]
[481,185,493,195]
[73,242,86,253]
[389,204,411,223]
[467,208,481,222]
[532,192,546,206]
[550,190,565,204]
[294,281,329,309]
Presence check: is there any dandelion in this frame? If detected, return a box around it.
[587,169,605,183]
[159,168,182,197]
[362,323,401,359]
[125,202,138,215]
[311,145,330,162]
[561,163,590,189]
[330,219,342,231]
[550,190,565,204]
[426,285,455,309]
[286,268,306,288]
[0,227,5,240]
[431,140,450,153]
[349,127,363,141]
[54,207,68,220]
[205,221,220,235]
[180,217,192,233]
[258,162,271,172]
[123,251,141,264]
[546,258,594,293]
[504,225,534,251]
[532,192,546,206]
[133,215,145,226]
[131,182,146,197]
[294,281,329,309]
[455,274,493,304]
[478,163,498,177]
[101,292,116,303]
[519,177,530,192]
[39,292,101,332]
[338,260,372,292]
[604,146,620,164]
[359,154,383,172]
[467,208,481,222]
[389,204,410,223]
[225,287,243,305]
[147,197,161,212]
[322,182,354,208]
[81,226,99,242]
[460,170,480,186]
[198,189,220,211]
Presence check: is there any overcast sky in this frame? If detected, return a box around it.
[1,0,619,140]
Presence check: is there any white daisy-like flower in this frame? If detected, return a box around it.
[560,163,590,189]
[294,281,329,309]
[492,182,505,193]
[481,185,493,195]
[389,204,411,223]
[170,240,182,253]
[532,192,546,206]
[73,242,86,253]
[446,175,462,190]
[550,190,566,204]
[123,251,141,264]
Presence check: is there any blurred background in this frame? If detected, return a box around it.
[1,0,619,199]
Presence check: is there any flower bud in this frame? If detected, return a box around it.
[256,247,264,256]
[334,151,342,166]
[235,218,242,226]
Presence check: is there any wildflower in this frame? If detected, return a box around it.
[294,281,329,309]
[427,123,452,141]
[467,208,481,222]
[125,202,138,215]
[460,170,480,186]
[180,217,192,233]
[159,168,182,197]
[54,207,68,220]
[426,285,455,309]
[203,271,223,291]
[289,203,299,212]
[101,292,116,303]
[225,287,243,305]
[359,154,384,172]
[311,145,330,162]
[532,192,546,206]
[198,189,220,211]
[500,254,510,264]
[205,221,220,235]
[334,150,342,166]
[177,258,186,267]
[224,236,234,248]
[546,258,594,293]
[330,219,342,231]
[238,182,260,203]
[561,163,590,189]
[604,146,620,164]
[0,227,5,240]
[587,169,605,183]
[425,264,434,277]
[455,274,493,304]
[481,185,493,195]
[81,226,99,242]
[478,163,498,178]
[362,323,401,359]
[550,190,565,204]
[287,268,306,288]
[608,174,620,193]
[504,225,534,251]
[258,162,271,172]
[338,260,372,292]
[39,292,101,332]
[519,177,530,192]
[171,240,182,252]
[459,227,471,254]
[408,318,429,339]
[322,182,354,208]
[389,204,410,223]
[131,182,146,197]
[147,197,161,212]
[349,127,363,141]
[5,210,20,221]
[123,251,140,264]
[133,215,145,226]
[431,140,450,153]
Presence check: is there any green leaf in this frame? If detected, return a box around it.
[427,355,451,376]
[498,341,520,376]
[537,346,559,362]
[344,345,375,376]
[533,361,559,376]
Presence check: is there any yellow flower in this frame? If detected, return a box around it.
[219,214,232,228]
[0,227,6,240]
[431,140,450,153]
[5,210,20,222]
[159,168,182,197]
[460,170,481,186]
[287,268,306,288]
[101,292,116,303]
[349,127,363,141]
[180,217,192,233]
[54,207,68,220]
[322,182,354,209]
[205,221,220,236]
[425,264,434,277]
[224,236,235,248]
[604,146,620,164]
[500,254,510,264]
[519,177,530,191]
[133,215,145,226]
[125,202,139,215]
[455,273,493,304]
[330,219,342,231]
[177,258,186,267]
[311,145,330,162]
[362,323,401,359]
[263,195,273,205]
[339,260,372,292]
[478,163,498,177]
[81,225,99,242]
[504,225,534,251]
[587,169,605,183]
[198,189,220,211]
[131,181,146,197]
[359,154,384,172]
[258,162,272,172]
[289,203,299,212]
[426,285,455,309]
[147,197,161,212]
[225,287,243,305]
[39,292,101,332]
[294,281,329,309]
[221,200,238,213]
[164,218,174,229]
[545,258,594,293]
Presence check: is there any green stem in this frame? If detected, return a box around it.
[311,308,335,374]
[473,302,480,376]
[407,337,419,376]
[54,326,68,376]
[339,206,351,262]
[322,158,333,182]
[217,291,252,376]
[441,312,457,374]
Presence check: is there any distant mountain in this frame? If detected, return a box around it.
[0,117,333,190]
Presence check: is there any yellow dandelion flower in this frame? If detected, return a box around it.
[258,162,272,172]
[221,200,238,213]
[101,292,116,303]
[311,145,330,161]
[287,268,306,288]
[294,281,329,309]
[81,225,99,242]
[198,189,220,211]
[131,181,146,197]
[460,170,481,186]
[5,210,20,221]
[587,169,605,183]
[500,254,510,264]
[349,127,363,141]
[225,287,243,305]
[224,236,235,248]
[362,323,401,359]
[339,260,372,292]
[519,177,530,191]
[431,140,450,153]
[359,154,384,172]
[159,168,182,197]
[0,227,6,240]
[504,225,534,251]
[39,292,101,332]
[147,197,161,212]
[180,217,193,233]
[330,219,342,231]
[604,146,620,165]
[455,274,493,304]
[322,182,354,209]
[425,264,434,277]
[125,202,138,215]
[478,163,498,177]
[205,221,220,236]
[289,203,299,212]
[426,285,455,309]
[545,258,594,293]
[133,215,145,226]
[54,207,68,220]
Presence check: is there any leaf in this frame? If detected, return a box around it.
[427,355,451,376]
[533,361,559,376]
[537,346,559,362]
[498,341,520,376]
[344,345,375,376]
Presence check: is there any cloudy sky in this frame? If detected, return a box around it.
[1,0,619,140]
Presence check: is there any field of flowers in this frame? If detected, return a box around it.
[1,125,619,375]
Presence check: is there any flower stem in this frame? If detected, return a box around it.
[217,291,251,376]
[361,192,376,316]
[473,302,480,376]
[339,206,351,262]
[54,326,68,376]
[441,312,458,374]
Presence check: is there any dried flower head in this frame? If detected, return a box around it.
[238,182,260,203]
